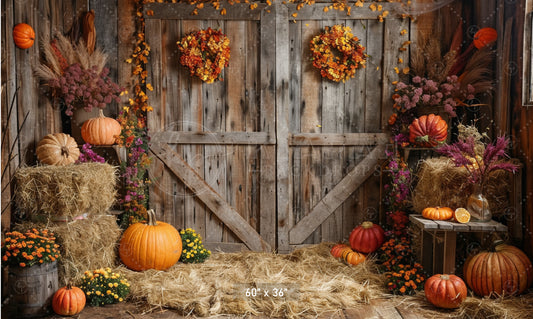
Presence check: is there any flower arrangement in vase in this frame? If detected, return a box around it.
[436,129,519,222]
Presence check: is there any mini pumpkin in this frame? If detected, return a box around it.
[409,114,448,147]
[473,27,497,49]
[13,23,35,49]
[349,221,385,254]
[81,109,122,145]
[36,133,80,165]
[52,284,86,316]
[463,241,533,296]
[330,243,351,259]
[422,206,453,221]
[119,209,182,271]
[342,249,366,266]
[424,274,467,309]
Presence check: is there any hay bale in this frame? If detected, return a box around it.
[14,215,121,286]
[14,163,117,218]
[118,243,387,318]
[412,157,514,217]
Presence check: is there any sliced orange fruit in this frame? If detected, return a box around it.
[453,208,471,223]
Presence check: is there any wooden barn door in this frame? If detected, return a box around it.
[144,3,407,253]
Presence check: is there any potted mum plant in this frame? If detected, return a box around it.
[1,229,61,316]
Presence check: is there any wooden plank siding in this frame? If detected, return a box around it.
[142,2,405,251]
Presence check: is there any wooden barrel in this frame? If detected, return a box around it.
[7,261,58,318]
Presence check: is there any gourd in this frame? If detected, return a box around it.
[342,249,366,266]
[52,284,86,316]
[330,243,351,259]
[422,206,454,221]
[424,274,467,309]
[463,241,533,296]
[348,221,385,254]
[119,209,182,271]
[409,114,448,147]
[81,109,122,145]
[36,133,80,165]
[13,23,35,49]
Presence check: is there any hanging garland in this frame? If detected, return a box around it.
[177,27,230,83]
[310,25,367,83]
[116,0,153,228]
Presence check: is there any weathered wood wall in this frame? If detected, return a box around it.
[1,0,132,230]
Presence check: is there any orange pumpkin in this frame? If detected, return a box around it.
[473,27,497,50]
[119,209,182,271]
[36,133,80,165]
[340,247,366,266]
[52,284,86,316]
[463,241,533,297]
[349,221,385,254]
[424,274,467,309]
[330,243,351,259]
[409,114,448,147]
[81,109,122,145]
[422,206,453,220]
[13,23,35,49]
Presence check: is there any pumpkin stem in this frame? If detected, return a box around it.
[98,109,105,118]
[146,209,157,226]
[361,221,374,229]
[61,146,70,157]
[440,274,450,280]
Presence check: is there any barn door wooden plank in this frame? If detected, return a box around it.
[150,140,271,252]
[289,144,386,244]
[273,4,291,253]
[259,6,278,250]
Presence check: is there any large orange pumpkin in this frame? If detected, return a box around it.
[52,284,86,316]
[424,274,467,309]
[119,209,182,271]
[409,114,448,147]
[81,109,122,145]
[349,221,385,254]
[473,27,497,50]
[463,241,533,297]
[13,23,35,49]
[422,206,454,221]
[36,133,80,165]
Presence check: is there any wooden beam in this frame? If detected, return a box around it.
[289,144,386,244]
[144,3,265,20]
[149,140,271,252]
[290,133,389,146]
[286,3,405,20]
[151,131,275,145]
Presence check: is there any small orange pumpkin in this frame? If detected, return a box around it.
[52,284,86,316]
[81,109,122,145]
[341,248,366,266]
[36,133,80,165]
[13,23,35,49]
[330,243,351,259]
[473,27,497,50]
[424,274,467,309]
[422,206,453,220]
[119,209,182,271]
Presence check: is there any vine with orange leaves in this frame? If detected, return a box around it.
[116,0,153,228]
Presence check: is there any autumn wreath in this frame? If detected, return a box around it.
[310,25,367,82]
[177,27,230,83]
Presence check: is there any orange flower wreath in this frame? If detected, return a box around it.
[310,25,367,82]
[177,27,230,83]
